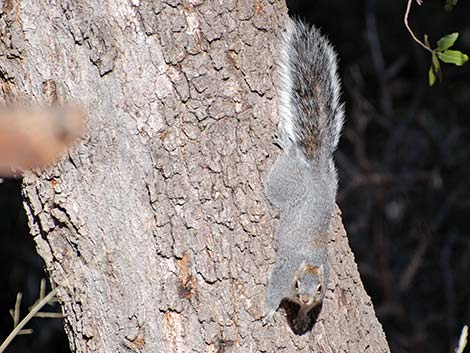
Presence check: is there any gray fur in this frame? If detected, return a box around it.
[264,19,344,327]
[277,19,344,159]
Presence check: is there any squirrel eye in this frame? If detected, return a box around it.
[317,284,322,293]
[294,281,299,290]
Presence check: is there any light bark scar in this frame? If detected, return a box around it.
[176,251,197,299]
[184,8,199,35]
[3,0,14,15]
[129,335,145,349]
[255,1,263,16]
[164,312,177,352]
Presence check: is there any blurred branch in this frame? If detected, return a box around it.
[399,230,429,292]
[366,6,392,114]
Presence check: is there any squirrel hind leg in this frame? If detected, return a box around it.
[265,153,307,208]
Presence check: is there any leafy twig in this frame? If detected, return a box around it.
[404,0,468,86]
[404,0,431,53]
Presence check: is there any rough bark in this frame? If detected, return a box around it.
[1,0,390,352]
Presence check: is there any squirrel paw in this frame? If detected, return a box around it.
[261,310,275,326]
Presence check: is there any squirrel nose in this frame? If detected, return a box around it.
[299,294,311,304]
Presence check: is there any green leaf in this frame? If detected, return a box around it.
[424,34,431,49]
[429,66,436,86]
[430,53,442,86]
[431,53,442,77]
[437,33,459,51]
[437,50,469,66]
[444,0,458,12]
[432,53,440,71]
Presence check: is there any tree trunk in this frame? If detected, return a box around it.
[1,0,390,352]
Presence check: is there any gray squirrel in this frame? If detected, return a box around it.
[264,19,344,328]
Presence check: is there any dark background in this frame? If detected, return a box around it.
[287,0,470,352]
[1,1,469,352]
[0,178,69,352]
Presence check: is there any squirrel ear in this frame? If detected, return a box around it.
[273,135,284,150]
[295,261,308,280]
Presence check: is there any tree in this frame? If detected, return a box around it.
[1,0,390,351]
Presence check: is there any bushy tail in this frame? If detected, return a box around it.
[276,19,344,160]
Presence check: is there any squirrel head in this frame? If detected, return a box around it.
[292,262,325,308]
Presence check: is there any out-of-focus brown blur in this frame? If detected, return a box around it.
[0,106,85,176]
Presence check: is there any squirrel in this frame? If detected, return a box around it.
[263,18,344,329]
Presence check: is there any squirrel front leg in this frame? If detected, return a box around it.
[263,260,290,325]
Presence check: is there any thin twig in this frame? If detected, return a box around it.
[13,293,22,327]
[34,312,64,319]
[0,288,58,353]
[17,329,33,336]
[39,278,46,300]
[455,325,468,353]
[404,0,432,52]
